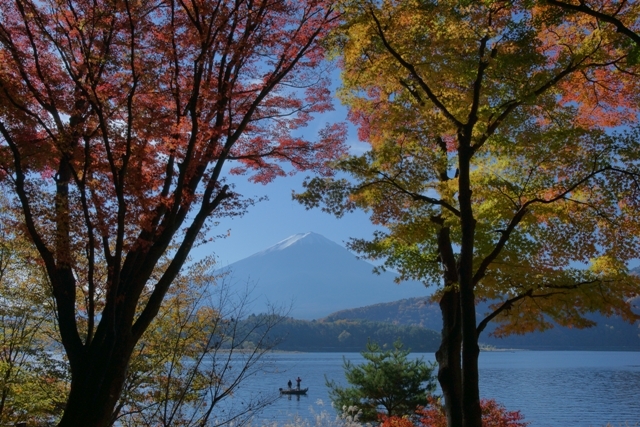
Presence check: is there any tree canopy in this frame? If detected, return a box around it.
[0,0,344,425]
[0,202,68,426]
[296,1,640,426]
[327,341,437,422]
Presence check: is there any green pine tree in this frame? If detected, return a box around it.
[327,341,437,422]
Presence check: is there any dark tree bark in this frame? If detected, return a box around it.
[435,226,463,427]
[0,1,342,425]
[458,139,482,427]
[59,340,134,427]
[436,289,462,427]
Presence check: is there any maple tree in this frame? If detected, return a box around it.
[0,0,345,425]
[0,201,68,426]
[378,398,528,427]
[296,1,640,427]
[113,271,284,427]
[544,0,640,49]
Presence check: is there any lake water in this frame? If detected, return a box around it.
[232,351,640,427]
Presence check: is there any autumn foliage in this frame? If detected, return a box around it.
[379,414,416,427]
[417,398,528,427]
[0,0,344,425]
[379,398,528,427]
[295,1,640,427]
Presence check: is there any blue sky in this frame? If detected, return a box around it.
[193,93,378,267]
[197,171,380,267]
[191,74,640,272]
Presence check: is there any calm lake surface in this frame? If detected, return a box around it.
[234,351,640,427]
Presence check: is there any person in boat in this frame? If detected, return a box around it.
[287,379,292,389]
[296,377,301,390]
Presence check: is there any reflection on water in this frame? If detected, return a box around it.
[283,394,304,402]
[231,351,639,427]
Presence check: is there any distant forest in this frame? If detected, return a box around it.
[238,296,640,352]
[324,298,640,351]
[239,314,440,352]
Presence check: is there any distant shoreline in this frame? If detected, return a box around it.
[263,347,640,353]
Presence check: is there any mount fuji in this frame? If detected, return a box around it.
[217,232,429,319]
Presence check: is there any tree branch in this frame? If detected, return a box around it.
[367,6,464,129]
[546,0,640,46]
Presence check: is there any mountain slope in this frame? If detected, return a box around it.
[217,232,428,319]
[324,297,640,350]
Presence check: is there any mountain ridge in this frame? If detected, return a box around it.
[217,232,428,319]
[323,297,640,350]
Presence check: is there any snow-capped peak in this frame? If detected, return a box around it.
[252,232,312,256]
[271,233,311,250]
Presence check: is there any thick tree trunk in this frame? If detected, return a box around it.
[435,288,462,427]
[434,225,464,427]
[457,142,483,427]
[460,283,482,427]
[57,338,133,427]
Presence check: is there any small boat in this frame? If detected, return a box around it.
[279,387,308,395]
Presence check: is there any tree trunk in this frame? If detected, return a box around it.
[457,142,483,427]
[57,338,133,427]
[434,225,464,427]
[460,282,482,427]
[435,288,462,427]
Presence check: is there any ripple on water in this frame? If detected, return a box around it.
[227,351,640,427]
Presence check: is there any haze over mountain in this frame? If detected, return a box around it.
[218,232,428,319]
[324,297,640,350]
